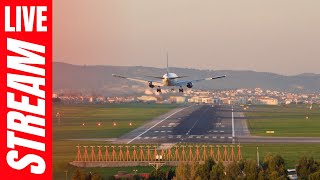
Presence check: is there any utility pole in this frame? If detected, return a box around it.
[64,170,68,180]
[56,112,61,125]
[257,147,260,168]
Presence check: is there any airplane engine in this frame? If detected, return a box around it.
[187,82,193,88]
[149,82,155,88]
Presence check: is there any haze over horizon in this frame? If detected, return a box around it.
[54,0,320,75]
[53,61,320,76]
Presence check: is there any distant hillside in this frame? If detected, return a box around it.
[53,62,320,95]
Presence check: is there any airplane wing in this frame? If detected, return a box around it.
[175,75,227,86]
[112,74,163,86]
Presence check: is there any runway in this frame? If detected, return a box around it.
[119,105,237,144]
[116,105,320,144]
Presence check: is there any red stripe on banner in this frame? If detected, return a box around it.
[0,1,52,179]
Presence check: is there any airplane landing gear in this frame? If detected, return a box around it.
[179,87,184,93]
[156,87,161,93]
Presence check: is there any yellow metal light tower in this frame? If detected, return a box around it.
[223,145,228,161]
[97,146,103,161]
[188,145,194,161]
[202,145,208,161]
[83,146,89,162]
[181,145,186,161]
[237,144,242,161]
[118,146,124,161]
[149,152,165,171]
[230,145,235,162]
[139,146,145,161]
[195,145,200,161]
[209,145,215,160]
[90,146,96,161]
[76,145,82,161]
[104,146,109,161]
[111,146,116,161]
[216,145,221,162]
[125,146,131,161]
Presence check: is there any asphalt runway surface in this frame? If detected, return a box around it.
[119,105,237,144]
[115,105,320,144]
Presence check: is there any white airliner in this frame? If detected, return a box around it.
[112,55,226,93]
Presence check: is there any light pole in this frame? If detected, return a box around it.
[64,170,68,180]
[133,169,138,174]
[56,112,61,125]
[257,147,260,168]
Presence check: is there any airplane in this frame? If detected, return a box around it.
[112,54,226,93]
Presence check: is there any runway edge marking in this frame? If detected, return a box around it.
[126,105,193,144]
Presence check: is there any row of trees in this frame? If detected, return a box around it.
[72,170,104,180]
[297,156,320,180]
[72,155,320,180]
[174,155,320,180]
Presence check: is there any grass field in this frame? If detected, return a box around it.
[53,103,178,179]
[54,141,320,179]
[53,103,320,179]
[53,103,178,140]
[245,104,320,137]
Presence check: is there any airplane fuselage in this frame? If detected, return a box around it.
[162,73,179,86]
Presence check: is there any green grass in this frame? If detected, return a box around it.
[53,103,178,179]
[242,144,320,167]
[53,103,320,179]
[53,103,178,140]
[245,104,320,137]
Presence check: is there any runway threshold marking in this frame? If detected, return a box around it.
[126,105,193,144]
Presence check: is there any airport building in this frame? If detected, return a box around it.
[201,97,213,104]
[137,96,157,103]
[188,96,214,104]
[169,96,186,104]
[255,97,279,105]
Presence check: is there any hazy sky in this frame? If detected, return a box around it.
[54,0,320,75]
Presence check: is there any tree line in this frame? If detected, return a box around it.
[72,154,320,180]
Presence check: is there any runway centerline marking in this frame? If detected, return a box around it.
[232,106,235,144]
[126,105,193,144]
[186,106,210,135]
